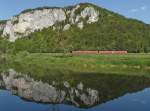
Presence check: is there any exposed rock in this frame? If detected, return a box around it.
[52,81,57,86]
[81,7,99,24]
[63,24,71,31]
[3,21,16,42]
[64,81,70,88]
[52,26,56,31]
[69,5,80,24]
[77,22,84,29]
[0,69,100,107]
[77,82,84,90]
[2,4,99,42]
[0,24,5,31]
[3,9,66,42]
[75,89,80,97]
[2,69,65,103]
[2,69,16,89]
[0,80,4,88]
[75,15,81,23]
[86,88,99,104]
[66,10,71,15]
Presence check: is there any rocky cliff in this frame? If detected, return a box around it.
[0,24,5,31]
[2,4,99,42]
[0,21,6,32]
[1,3,149,53]
[0,69,99,107]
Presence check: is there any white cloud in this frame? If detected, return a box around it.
[141,6,147,10]
[130,9,138,12]
[130,5,147,13]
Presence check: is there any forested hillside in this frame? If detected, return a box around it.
[0,3,150,53]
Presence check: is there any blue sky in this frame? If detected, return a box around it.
[0,0,150,24]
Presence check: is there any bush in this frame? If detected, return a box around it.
[16,51,30,57]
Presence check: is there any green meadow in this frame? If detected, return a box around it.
[5,52,150,76]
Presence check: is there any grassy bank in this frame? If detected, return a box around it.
[6,53,150,76]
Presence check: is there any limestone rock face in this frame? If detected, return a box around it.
[63,24,71,31]
[0,24,5,32]
[77,22,84,29]
[3,21,16,41]
[69,5,81,24]
[77,82,84,90]
[2,4,99,42]
[0,69,100,107]
[3,9,66,42]
[81,7,99,24]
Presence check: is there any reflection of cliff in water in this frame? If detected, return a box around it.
[0,69,99,108]
[1,68,150,108]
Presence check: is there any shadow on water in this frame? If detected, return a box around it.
[1,60,150,111]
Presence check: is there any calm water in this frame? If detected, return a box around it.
[0,61,150,111]
[1,88,150,111]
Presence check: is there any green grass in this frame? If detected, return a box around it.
[6,3,150,54]
[6,53,150,76]
[3,53,150,107]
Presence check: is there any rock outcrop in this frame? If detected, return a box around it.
[2,4,99,42]
[0,69,99,107]
[63,24,71,31]
[81,7,99,24]
[0,23,5,32]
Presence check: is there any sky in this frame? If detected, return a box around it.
[0,0,150,24]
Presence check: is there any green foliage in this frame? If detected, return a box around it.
[0,20,7,24]
[8,53,150,76]
[0,37,11,53]
[2,3,150,53]
[20,6,61,14]
[12,19,19,25]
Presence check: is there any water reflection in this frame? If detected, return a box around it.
[0,69,99,107]
[1,86,150,111]
[0,90,50,111]
[1,67,150,110]
[93,88,150,111]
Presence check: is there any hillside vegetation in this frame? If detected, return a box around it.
[1,3,150,53]
[6,53,150,76]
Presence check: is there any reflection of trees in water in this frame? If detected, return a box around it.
[0,69,99,108]
[1,63,150,108]
[23,72,150,105]
[19,66,150,105]
[52,105,59,111]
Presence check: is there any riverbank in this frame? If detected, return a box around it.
[5,52,150,76]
